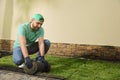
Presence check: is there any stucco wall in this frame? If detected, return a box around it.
[0,0,120,46]
[0,0,6,39]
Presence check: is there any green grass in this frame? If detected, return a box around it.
[0,54,120,80]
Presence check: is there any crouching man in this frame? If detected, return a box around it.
[13,13,50,69]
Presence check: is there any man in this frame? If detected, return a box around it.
[13,13,50,69]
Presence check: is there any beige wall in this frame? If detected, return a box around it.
[0,0,120,46]
[0,0,6,39]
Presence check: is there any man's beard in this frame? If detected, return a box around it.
[31,22,40,31]
[32,26,40,31]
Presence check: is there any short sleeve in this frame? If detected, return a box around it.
[39,27,44,37]
[18,25,25,36]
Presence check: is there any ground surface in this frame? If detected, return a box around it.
[0,70,46,80]
[0,67,65,80]
[1,55,120,80]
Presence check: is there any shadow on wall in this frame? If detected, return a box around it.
[2,0,13,39]
[15,0,34,24]
[1,0,35,39]
[15,0,60,25]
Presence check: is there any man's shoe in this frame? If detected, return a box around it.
[18,63,25,68]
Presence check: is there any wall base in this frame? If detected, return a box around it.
[0,39,120,60]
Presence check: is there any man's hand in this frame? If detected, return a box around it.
[36,56,44,61]
[25,57,33,69]
[40,56,44,61]
[36,56,48,67]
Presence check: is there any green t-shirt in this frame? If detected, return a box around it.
[13,22,44,48]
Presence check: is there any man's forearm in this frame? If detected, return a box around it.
[19,36,29,58]
[20,44,29,58]
[39,43,45,56]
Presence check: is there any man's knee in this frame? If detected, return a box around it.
[44,39,51,47]
[13,58,24,65]
[44,39,51,54]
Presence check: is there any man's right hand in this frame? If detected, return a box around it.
[25,57,33,69]
[36,56,48,68]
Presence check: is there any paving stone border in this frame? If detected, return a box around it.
[0,66,65,80]
[0,70,65,80]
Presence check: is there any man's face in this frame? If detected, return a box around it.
[31,19,43,31]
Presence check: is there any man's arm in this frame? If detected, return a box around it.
[19,36,29,58]
[19,36,33,68]
[38,37,44,56]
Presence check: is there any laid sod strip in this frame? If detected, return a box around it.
[1,54,120,80]
[0,55,16,67]
[45,55,120,80]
